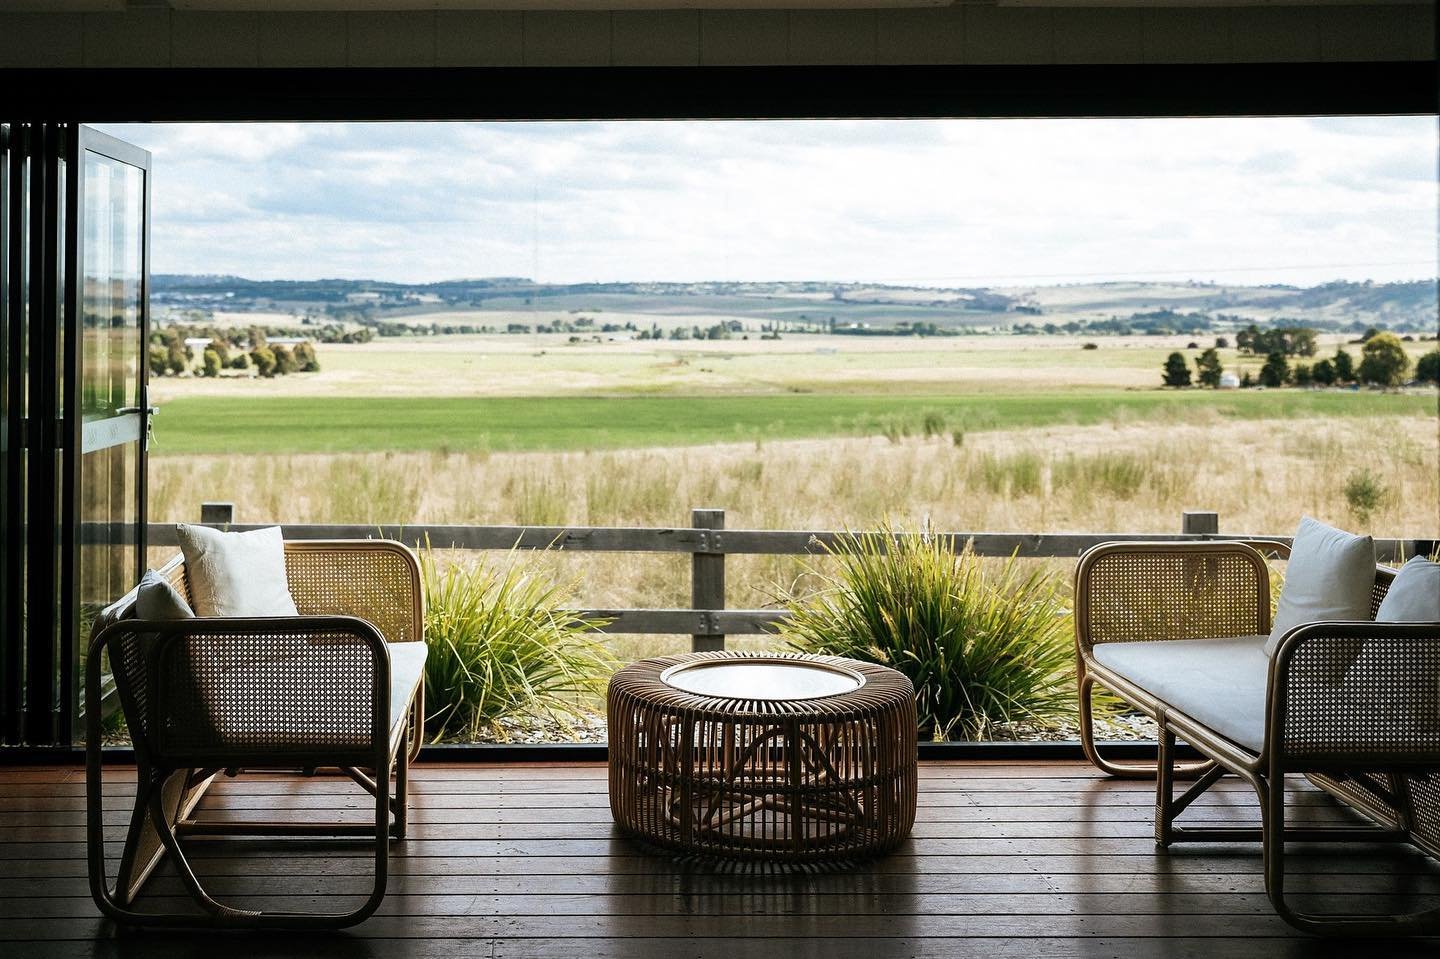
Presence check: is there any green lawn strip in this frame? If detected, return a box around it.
[153,390,1435,455]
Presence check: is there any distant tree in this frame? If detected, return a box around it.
[1292,362,1313,387]
[1195,348,1224,388]
[201,348,222,378]
[1290,328,1318,357]
[1311,358,1337,386]
[1360,326,1383,343]
[1259,352,1289,388]
[1162,352,1192,387]
[1417,350,1440,385]
[1332,348,1356,383]
[1240,371,1255,389]
[1358,332,1409,387]
[230,352,251,371]
[1081,342,1099,350]
[1235,325,1256,353]
[1214,336,1229,349]
[251,346,277,378]
[1186,341,1199,350]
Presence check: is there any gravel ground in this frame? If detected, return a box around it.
[461,710,1159,745]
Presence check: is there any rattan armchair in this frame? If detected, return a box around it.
[1075,540,1440,936]
[85,539,426,929]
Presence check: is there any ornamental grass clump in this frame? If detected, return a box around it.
[420,547,616,742]
[778,528,1075,741]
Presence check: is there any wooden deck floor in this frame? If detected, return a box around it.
[2,760,1439,957]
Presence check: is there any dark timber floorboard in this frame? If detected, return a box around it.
[1,761,1437,957]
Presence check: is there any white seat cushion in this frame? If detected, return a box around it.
[388,641,428,745]
[1093,635,1269,753]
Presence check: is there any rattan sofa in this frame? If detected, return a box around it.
[1074,540,1440,936]
[84,538,426,929]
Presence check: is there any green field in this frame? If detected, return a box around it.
[155,389,1436,455]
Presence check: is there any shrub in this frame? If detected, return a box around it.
[230,352,251,371]
[251,346,276,377]
[207,338,230,367]
[201,348,221,378]
[1194,347,1223,388]
[1311,358,1336,386]
[420,548,617,742]
[1332,347,1356,383]
[1291,362,1313,387]
[1259,351,1289,388]
[1081,342,1098,350]
[778,529,1076,741]
[1161,352,1191,387]
[271,344,298,375]
[1343,468,1388,525]
[147,345,168,377]
[1418,349,1440,385]
[1358,332,1409,387]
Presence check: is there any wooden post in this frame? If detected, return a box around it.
[1182,511,1218,536]
[691,508,725,653]
[200,502,234,527]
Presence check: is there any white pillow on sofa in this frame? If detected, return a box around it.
[176,524,299,617]
[1376,556,1440,622]
[1264,517,1375,656]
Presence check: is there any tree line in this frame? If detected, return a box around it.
[1164,331,1439,389]
[149,326,320,379]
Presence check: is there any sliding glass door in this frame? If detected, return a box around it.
[0,123,151,746]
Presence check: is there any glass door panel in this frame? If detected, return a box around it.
[70,128,151,738]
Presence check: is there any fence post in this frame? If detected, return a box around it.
[200,502,235,527]
[691,508,726,653]
[1181,511,1219,536]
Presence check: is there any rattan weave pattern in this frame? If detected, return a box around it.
[1280,631,1440,760]
[155,629,377,756]
[282,542,423,645]
[608,652,917,863]
[1077,546,1269,650]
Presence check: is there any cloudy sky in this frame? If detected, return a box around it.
[96,117,1437,288]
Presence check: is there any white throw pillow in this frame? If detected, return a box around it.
[1376,556,1440,622]
[176,524,299,617]
[1264,517,1375,657]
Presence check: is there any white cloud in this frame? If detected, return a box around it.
[94,117,1438,287]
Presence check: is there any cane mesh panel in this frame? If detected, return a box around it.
[1282,631,1440,761]
[154,629,377,757]
[283,544,421,645]
[1078,547,1266,650]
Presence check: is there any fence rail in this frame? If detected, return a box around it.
[122,506,1432,652]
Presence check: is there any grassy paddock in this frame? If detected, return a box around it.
[149,414,1439,648]
[152,389,1432,454]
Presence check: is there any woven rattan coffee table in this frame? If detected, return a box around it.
[607,651,917,862]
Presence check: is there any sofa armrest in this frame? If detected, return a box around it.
[89,615,391,767]
[1074,541,1272,656]
[1270,620,1440,765]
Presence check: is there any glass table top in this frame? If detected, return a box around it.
[660,658,865,701]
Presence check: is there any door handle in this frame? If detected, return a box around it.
[115,406,159,416]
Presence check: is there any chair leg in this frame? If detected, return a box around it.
[1155,724,1175,847]
[1261,772,1440,937]
[1079,666,1215,780]
[392,728,410,840]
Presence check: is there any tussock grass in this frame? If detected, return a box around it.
[778,529,1076,740]
[419,547,617,743]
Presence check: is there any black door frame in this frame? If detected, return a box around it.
[0,61,1434,761]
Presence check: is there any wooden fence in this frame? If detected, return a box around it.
[140,505,1430,653]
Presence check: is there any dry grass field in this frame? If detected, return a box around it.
[148,413,1439,662]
